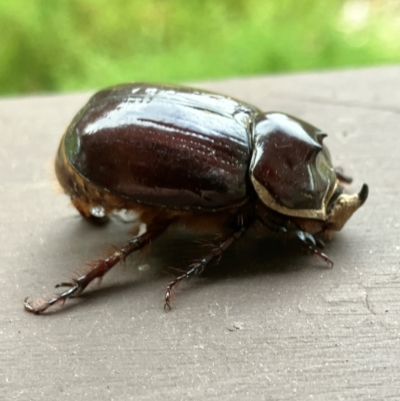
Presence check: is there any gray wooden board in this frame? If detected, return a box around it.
[1,66,399,400]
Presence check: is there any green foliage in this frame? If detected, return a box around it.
[1,0,399,94]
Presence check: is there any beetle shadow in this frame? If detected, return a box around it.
[35,216,331,313]
[141,227,334,306]
[148,227,328,279]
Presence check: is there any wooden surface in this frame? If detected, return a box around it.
[1,66,399,400]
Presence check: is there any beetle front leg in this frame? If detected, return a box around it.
[295,230,333,268]
[164,224,249,310]
[334,167,353,184]
[24,221,171,314]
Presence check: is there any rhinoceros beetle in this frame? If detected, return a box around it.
[24,83,368,314]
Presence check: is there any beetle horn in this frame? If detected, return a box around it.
[327,183,369,231]
[358,183,369,205]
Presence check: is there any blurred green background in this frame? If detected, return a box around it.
[1,0,399,95]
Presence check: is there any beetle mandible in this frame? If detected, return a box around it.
[24,83,368,313]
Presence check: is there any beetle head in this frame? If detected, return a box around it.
[251,113,368,232]
[325,182,368,231]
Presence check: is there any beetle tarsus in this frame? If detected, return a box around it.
[312,249,334,268]
[295,230,333,268]
[24,221,170,314]
[24,284,80,314]
[164,224,248,310]
[55,281,76,288]
[164,260,205,310]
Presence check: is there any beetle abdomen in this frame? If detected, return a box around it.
[61,83,257,210]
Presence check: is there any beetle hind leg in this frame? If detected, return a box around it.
[164,224,249,310]
[24,220,171,314]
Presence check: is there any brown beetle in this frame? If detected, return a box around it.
[24,83,368,313]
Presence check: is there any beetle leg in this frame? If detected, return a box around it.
[255,215,287,234]
[164,224,248,310]
[295,230,333,268]
[24,221,171,314]
[255,203,288,234]
[334,167,353,184]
